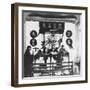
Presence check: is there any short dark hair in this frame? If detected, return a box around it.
[27,46,31,49]
[61,45,64,47]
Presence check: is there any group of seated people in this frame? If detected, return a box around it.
[24,45,69,77]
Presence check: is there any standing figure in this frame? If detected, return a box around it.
[24,46,33,77]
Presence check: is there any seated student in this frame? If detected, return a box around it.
[24,46,33,77]
[60,45,69,56]
[53,45,69,68]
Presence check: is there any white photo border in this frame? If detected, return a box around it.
[18,5,86,85]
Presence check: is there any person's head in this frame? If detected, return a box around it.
[61,45,64,48]
[27,46,31,51]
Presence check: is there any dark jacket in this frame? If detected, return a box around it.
[24,49,33,77]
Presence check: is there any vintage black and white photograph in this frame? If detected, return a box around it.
[23,11,81,78]
[11,3,87,87]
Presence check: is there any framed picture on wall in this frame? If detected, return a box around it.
[11,3,88,87]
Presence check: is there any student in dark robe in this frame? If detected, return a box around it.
[24,46,33,77]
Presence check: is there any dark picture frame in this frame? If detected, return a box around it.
[11,3,88,87]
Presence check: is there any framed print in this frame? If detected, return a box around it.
[11,3,88,87]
